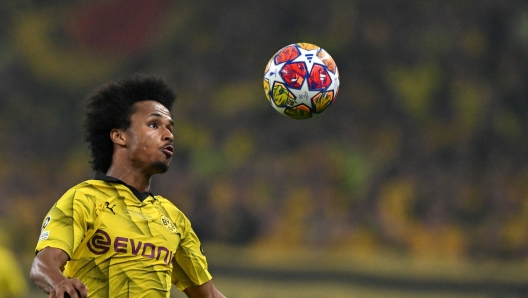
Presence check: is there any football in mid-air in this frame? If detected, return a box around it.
[263,43,339,119]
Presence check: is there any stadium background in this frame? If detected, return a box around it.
[0,0,528,297]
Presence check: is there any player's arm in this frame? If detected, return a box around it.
[30,247,88,298]
[183,280,225,298]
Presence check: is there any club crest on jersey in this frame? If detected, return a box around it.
[161,215,177,233]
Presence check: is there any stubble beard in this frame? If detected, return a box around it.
[151,161,170,174]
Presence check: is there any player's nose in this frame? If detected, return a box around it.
[162,126,173,142]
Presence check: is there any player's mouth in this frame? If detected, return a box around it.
[161,144,174,157]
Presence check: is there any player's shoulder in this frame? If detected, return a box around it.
[154,196,188,218]
[67,178,106,190]
[59,179,112,202]
[154,195,179,210]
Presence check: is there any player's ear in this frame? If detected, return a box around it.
[110,128,126,146]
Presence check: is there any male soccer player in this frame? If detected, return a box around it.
[30,75,225,298]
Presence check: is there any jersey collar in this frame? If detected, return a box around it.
[94,172,155,202]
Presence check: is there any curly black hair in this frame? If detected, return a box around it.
[83,74,176,173]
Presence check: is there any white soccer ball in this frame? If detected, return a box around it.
[263,43,340,119]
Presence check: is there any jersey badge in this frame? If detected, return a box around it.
[39,230,50,241]
[42,215,51,230]
[161,215,177,233]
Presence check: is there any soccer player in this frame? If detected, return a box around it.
[30,75,225,298]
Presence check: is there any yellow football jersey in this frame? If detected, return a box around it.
[36,175,212,297]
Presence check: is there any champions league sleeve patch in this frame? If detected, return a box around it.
[38,215,52,241]
[39,230,50,241]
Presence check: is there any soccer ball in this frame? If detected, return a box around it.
[263,43,340,119]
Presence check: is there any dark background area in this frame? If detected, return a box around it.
[1,0,528,296]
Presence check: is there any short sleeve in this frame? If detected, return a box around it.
[170,214,212,291]
[35,189,93,258]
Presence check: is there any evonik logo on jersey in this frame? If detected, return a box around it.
[87,229,173,265]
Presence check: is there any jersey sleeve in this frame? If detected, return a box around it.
[35,188,93,258]
[170,213,212,291]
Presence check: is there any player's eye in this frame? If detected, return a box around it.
[149,123,158,129]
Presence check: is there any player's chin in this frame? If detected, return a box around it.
[151,161,170,174]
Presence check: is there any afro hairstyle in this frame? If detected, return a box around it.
[83,74,176,173]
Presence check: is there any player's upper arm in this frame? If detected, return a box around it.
[170,214,212,290]
[30,247,70,288]
[34,247,70,270]
[183,280,225,298]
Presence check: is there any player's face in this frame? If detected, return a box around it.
[125,100,174,175]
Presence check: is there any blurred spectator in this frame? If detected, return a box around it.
[0,228,28,298]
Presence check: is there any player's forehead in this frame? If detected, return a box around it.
[132,100,172,120]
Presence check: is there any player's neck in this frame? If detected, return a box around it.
[105,167,151,193]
